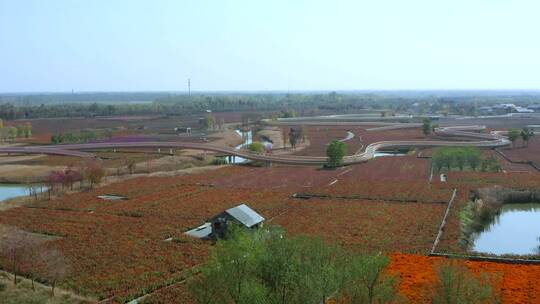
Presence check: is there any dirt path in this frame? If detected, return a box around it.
[0,154,46,164]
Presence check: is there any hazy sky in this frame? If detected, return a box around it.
[1,0,539,92]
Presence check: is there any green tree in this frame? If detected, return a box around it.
[0,118,3,128]
[7,126,17,140]
[202,115,215,130]
[433,147,483,172]
[520,127,534,147]
[422,118,432,136]
[188,226,398,304]
[248,141,265,153]
[258,228,303,304]
[326,140,347,168]
[463,147,481,171]
[508,129,520,148]
[480,156,501,172]
[189,225,266,304]
[338,254,398,304]
[431,260,500,304]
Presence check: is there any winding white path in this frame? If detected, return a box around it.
[0,125,510,165]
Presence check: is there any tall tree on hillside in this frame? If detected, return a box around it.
[508,129,520,148]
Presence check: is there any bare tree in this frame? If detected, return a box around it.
[0,230,28,285]
[125,159,136,174]
[23,238,43,291]
[39,249,69,296]
[83,160,105,188]
[282,127,289,149]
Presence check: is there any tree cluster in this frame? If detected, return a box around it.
[50,128,113,144]
[46,167,83,197]
[188,226,398,304]
[508,127,535,148]
[432,147,500,172]
[0,122,32,141]
[0,231,68,296]
[45,161,104,198]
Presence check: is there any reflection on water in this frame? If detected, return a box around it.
[471,203,540,255]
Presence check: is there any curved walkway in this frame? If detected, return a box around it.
[0,125,510,166]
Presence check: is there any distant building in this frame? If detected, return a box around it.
[527,104,540,112]
[184,204,265,240]
[514,106,534,113]
[481,103,534,115]
[174,127,191,134]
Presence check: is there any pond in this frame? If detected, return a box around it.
[471,203,540,255]
[0,184,32,202]
[373,151,406,158]
[223,130,272,164]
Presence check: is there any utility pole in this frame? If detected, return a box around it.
[187,78,191,96]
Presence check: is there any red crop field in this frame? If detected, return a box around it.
[306,181,452,203]
[290,126,364,156]
[0,207,210,302]
[1,160,538,302]
[499,136,540,165]
[270,198,447,253]
[389,253,540,304]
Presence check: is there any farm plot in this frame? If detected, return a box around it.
[0,207,210,302]
[289,126,364,156]
[498,136,540,165]
[270,198,447,254]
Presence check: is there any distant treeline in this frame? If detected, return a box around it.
[0,92,166,104]
[1,91,540,120]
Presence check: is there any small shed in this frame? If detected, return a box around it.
[184,204,265,240]
[210,204,265,239]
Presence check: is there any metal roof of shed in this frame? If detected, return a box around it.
[184,222,212,239]
[225,204,264,228]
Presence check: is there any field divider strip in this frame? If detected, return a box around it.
[291,193,447,204]
[494,148,540,171]
[428,252,540,265]
[430,188,457,254]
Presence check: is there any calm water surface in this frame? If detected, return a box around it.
[471,203,540,255]
[0,184,31,202]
